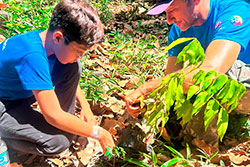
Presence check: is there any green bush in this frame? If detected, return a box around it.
[0,0,57,38]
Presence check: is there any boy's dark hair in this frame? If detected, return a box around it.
[49,0,104,47]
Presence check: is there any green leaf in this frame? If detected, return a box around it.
[161,157,183,167]
[165,146,184,158]
[209,152,218,160]
[175,84,186,109]
[178,162,194,167]
[207,74,228,95]
[147,106,163,126]
[165,77,177,111]
[201,70,217,90]
[197,44,205,66]
[220,160,225,166]
[216,79,231,100]
[127,158,151,167]
[164,38,194,52]
[228,84,246,112]
[152,147,157,166]
[204,99,219,131]
[193,91,209,113]
[185,40,199,65]
[118,147,126,159]
[104,147,113,160]
[192,70,206,85]
[217,108,229,141]
[227,83,241,107]
[182,103,194,125]
[221,79,238,104]
[176,100,193,121]
[114,147,120,158]
[187,85,199,100]
[186,143,191,160]
[238,84,246,100]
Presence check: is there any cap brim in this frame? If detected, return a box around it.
[147,1,173,15]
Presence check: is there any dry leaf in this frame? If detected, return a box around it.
[89,54,99,58]
[192,138,219,156]
[110,104,122,114]
[123,23,133,34]
[226,153,249,165]
[102,119,118,130]
[108,127,117,136]
[47,158,64,167]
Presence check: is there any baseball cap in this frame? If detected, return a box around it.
[147,0,174,15]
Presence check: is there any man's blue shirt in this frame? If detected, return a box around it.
[168,0,250,64]
[0,31,56,100]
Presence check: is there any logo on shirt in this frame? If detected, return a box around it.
[215,21,221,29]
[231,16,243,26]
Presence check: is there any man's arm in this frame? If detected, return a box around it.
[32,89,114,152]
[125,39,241,118]
[76,85,96,125]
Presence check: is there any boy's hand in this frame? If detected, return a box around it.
[98,127,115,153]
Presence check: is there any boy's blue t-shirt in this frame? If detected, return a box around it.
[0,31,56,100]
[168,0,250,64]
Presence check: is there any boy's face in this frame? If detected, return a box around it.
[52,31,87,64]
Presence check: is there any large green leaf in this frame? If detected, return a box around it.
[192,70,206,85]
[175,83,186,110]
[201,70,217,90]
[187,85,199,100]
[147,105,163,126]
[176,100,193,120]
[217,108,229,141]
[216,79,231,100]
[165,77,177,111]
[164,38,194,52]
[193,91,209,114]
[204,99,219,131]
[185,40,199,66]
[228,83,246,112]
[221,79,238,104]
[206,74,228,95]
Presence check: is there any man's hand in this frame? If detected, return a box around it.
[119,94,142,118]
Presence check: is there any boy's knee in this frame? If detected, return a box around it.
[41,135,71,155]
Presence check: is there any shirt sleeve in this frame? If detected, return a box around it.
[15,53,54,90]
[213,2,250,51]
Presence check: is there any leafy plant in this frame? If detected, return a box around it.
[161,144,194,167]
[143,38,246,141]
[196,148,218,165]
[79,69,105,103]
[104,146,126,160]
[127,144,195,167]
[0,0,57,38]
[89,0,113,24]
[126,145,160,167]
[106,30,167,82]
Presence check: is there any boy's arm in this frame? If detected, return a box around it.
[32,89,114,152]
[76,85,96,125]
[125,39,241,118]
